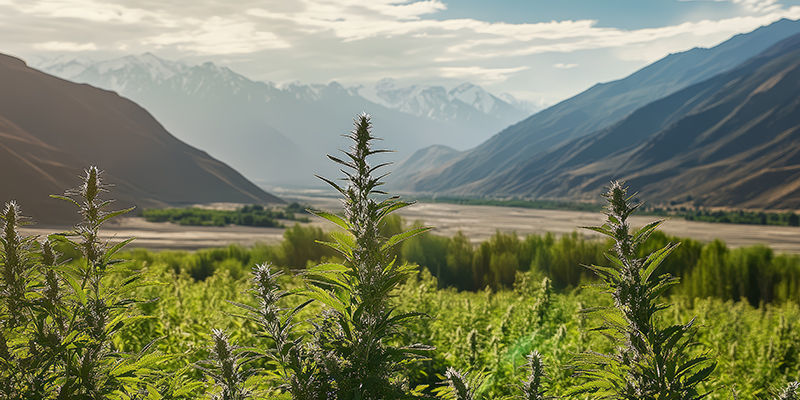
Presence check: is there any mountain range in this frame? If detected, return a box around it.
[461,32,800,208]
[397,18,800,208]
[0,54,282,224]
[35,55,532,187]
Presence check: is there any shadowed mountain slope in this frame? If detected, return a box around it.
[37,55,532,186]
[0,54,282,224]
[402,18,800,193]
[454,33,800,209]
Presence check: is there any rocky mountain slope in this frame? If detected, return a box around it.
[416,32,800,209]
[400,18,800,196]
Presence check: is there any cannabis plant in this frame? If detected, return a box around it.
[437,350,550,400]
[198,329,254,400]
[227,263,324,399]
[0,166,172,399]
[439,368,482,400]
[306,113,433,397]
[573,181,715,399]
[0,201,43,398]
[776,382,800,400]
[519,351,549,400]
[208,113,433,399]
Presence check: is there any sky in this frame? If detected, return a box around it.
[1,0,799,106]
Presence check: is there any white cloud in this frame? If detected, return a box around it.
[734,0,782,12]
[680,0,781,13]
[438,66,528,84]
[3,0,799,103]
[33,41,97,51]
[553,63,578,69]
[19,0,169,24]
[143,16,290,54]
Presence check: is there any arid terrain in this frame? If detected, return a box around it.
[20,196,800,254]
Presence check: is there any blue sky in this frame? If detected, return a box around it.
[1,0,799,106]
[436,0,751,27]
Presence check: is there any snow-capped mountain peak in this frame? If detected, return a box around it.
[357,78,530,122]
[449,82,499,114]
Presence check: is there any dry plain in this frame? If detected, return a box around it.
[20,196,800,254]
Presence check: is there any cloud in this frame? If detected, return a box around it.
[438,66,528,84]
[19,0,169,24]
[553,63,578,69]
[2,0,799,103]
[33,41,97,51]
[143,16,290,54]
[680,0,781,13]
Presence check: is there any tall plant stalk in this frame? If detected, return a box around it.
[573,181,715,399]
[215,113,433,399]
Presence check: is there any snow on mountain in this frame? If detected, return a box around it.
[34,53,534,187]
[356,78,531,122]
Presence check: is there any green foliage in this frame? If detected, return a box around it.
[280,224,335,268]
[646,207,800,227]
[0,167,183,399]
[4,115,800,399]
[121,221,800,306]
[520,351,550,400]
[573,181,715,399]
[438,368,483,400]
[201,113,433,399]
[418,196,602,212]
[300,113,433,398]
[141,204,310,228]
[199,329,253,400]
[776,382,800,399]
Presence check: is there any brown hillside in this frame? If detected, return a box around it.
[0,54,282,224]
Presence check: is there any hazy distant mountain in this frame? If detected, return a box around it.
[0,53,282,224]
[390,145,462,187]
[417,32,800,209]
[400,18,800,194]
[355,78,534,123]
[36,55,531,187]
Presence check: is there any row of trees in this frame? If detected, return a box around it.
[128,214,800,305]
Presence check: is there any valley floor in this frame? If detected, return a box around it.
[21,196,800,253]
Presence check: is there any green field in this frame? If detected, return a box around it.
[49,232,799,398]
[6,212,794,398]
[141,203,310,228]
[3,116,800,399]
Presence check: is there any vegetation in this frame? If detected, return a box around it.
[2,113,799,398]
[141,203,310,227]
[646,207,800,227]
[573,182,715,398]
[399,227,800,305]
[417,196,602,212]
[0,167,189,398]
[418,196,800,227]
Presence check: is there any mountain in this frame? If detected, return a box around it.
[0,53,282,224]
[355,78,533,123]
[429,32,800,208]
[35,55,531,187]
[390,145,462,187]
[401,18,800,193]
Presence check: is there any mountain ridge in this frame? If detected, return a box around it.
[0,53,282,224]
[399,18,800,195]
[428,32,800,209]
[36,54,532,186]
